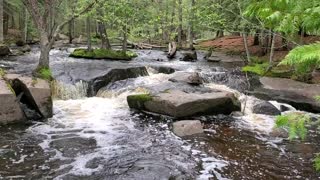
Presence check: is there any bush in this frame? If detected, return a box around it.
[70,48,138,60]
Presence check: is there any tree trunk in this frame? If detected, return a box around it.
[216,30,224,38]
[188,0,195,50]
[269,32,276,65]
[253,30,260,46]
[37,31,51,70]
[24,8,28,43]
[86,16,92,51]
[0,0,3,43]
[98,21,111,49]
[243,32,251,63]
[178,0,182,48]
[122,25,127,52]
[68,20,74,44]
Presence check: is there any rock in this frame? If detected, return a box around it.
[149,66,175,74]
[280,105,290,112]
[0,44,10,56]
[311,69,320,84]
[252,101,281,116]
[128,90,241,118]
[127,94,153,110]
[206,56,222,62]
[169,72,203,85]
[0,79,25,124]
[250,77,320,113]
[49,137,97,158]
[172,120,204,137]
[5,74,53,119]
[88,67,149,96]
[15,40,25,47]
[181,51,197,62]
[21,45,31,53]
[231,111,244,117]
[57,33,69,41]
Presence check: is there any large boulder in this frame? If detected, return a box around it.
[127,90,241,118]
[172,120,204,137]
[181,51,197,62]
[252,101,281,116]
[0,79,25,124]
[21,45,31,53]
[169,72,202,85]
[5,74,53,119]
[0,44,10,56]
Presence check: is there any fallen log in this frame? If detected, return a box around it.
[167,41,177,59]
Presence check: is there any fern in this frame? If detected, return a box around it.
[280,43,320,74]
[275,113,310,140]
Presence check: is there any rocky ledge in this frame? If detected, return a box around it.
[0,74,52,125]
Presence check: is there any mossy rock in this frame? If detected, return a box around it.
[127,94,153,110]
[70,48,138,61]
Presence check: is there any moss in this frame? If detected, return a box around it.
[70,48,138,61]
[31,77,38,87]
[6,82,16,96]
[36,67,53,81]
[127,94,153,110]
[0,68,6,78]
[242,63,269,76]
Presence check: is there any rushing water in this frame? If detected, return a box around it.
[0,48,320,179]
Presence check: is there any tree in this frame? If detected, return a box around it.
[0,0,3,43]
[23,0,98,75]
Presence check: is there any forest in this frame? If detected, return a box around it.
[0,0,320,179]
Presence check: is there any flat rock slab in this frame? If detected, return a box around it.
[172,120,204,137]
[207,52,243,63]
[5,74,53,118]
[250,77,320,113]
[0,79,25,124]
[129,90,241,118]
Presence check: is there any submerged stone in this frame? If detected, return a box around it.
[172,120,204,137]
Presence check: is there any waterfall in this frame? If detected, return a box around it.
[52,80,89,100]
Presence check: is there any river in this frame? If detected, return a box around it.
[0,47,319,179]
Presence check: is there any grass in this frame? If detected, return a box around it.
[70,48,138,61]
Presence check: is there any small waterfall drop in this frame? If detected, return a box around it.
[52,80,88,100]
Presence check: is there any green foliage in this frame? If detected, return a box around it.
[280,43,320,74]
[314,154,320,172]
[70,48,138,60]
[37,67,53,81]
[242,63,269,76]
[276,113,311,140]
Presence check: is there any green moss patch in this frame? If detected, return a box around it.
[70,48,138,61]
[242,63,269,76]
[0,68,6,78]
[127,94,153,110]
[36,67,53,81]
